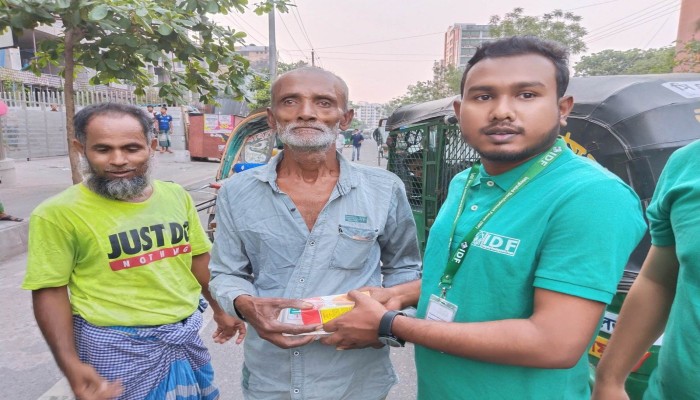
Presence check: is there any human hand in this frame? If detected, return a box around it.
[591,382,630,400]
[321,290,387,350]
[212,310,247,345]
[66,362,123,400]
[234,295,322,349]
[357,286,403,310]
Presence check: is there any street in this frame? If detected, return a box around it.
[0,141,418,400]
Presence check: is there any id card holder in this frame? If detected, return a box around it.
[426,294,458,322]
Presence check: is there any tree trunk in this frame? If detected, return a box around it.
[64,27,81,184]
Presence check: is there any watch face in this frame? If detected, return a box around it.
[378,336,404,347]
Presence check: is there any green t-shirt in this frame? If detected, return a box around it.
[22,181,212,326]
[415,147,647,399]
[644,139,700,400]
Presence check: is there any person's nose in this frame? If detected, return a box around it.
[489,97,515,122]
[297,100,317,121]
[109,150,128,167]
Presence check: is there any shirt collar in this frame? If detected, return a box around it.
[475,144,574,190]
[251,150,357,195]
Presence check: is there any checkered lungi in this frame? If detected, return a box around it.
[73,308,219,400]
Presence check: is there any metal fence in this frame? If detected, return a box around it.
[0,90,187,160]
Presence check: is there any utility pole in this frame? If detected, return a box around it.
[268,0,278,80]
[311,49,315,67]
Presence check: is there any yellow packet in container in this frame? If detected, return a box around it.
[279,292,368,336]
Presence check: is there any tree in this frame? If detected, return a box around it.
[490,8,587,55]
[574,48,675,76]
[385,62,463,114]
[0,0,289,183]
[676,39,700,72]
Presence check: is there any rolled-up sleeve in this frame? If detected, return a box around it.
[378,180,422,287]
[208,184,257,317]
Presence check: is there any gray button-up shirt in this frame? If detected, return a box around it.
[210,152,422,400]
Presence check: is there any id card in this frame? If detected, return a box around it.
[426,294,458,322]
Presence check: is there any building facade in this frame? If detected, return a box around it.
[353,101,386,129]
[443,23,492,69]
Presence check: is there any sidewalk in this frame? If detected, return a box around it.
[0,151,221,261]
[0,140,387,262]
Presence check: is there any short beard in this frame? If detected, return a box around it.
[475,122,560,163]
[80,156,152,201]
[277,121,339,153]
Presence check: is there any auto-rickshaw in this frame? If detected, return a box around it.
[202,110,279,240]
[385,73,700,399]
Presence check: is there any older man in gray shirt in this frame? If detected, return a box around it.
[209,67,422,400]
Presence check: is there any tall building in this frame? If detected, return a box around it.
[444,23,492,69]
[353,101,386,129]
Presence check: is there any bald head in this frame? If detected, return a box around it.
[271,67,350,112]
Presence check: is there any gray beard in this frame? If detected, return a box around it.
[80,157,152,201]
[277,121,339,153]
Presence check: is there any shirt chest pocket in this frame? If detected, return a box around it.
[330,225,378,270]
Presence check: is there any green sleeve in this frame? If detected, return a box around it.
[534,179,647,304]
[184,190,212,256]
[22,214,77,290]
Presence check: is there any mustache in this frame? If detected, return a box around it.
[479,123,525,135]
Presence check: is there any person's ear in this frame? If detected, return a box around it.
[266,107,277,130]
[558,96,574,127]
[72,138,84,155]
[339,109,354,131]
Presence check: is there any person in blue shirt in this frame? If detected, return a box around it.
[350,129,364,161]
[209,66,422,400]
[155,106,174,153]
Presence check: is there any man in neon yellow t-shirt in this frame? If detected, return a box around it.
[22,103,245,400]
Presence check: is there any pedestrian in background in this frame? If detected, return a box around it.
[209,67,421,400]
[323,36,646,400]
[592,139,700,400]
[22,103,244,399]
[351,128,364,161]
[155,105,174,153]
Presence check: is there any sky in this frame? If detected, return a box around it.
[214,0,682,104]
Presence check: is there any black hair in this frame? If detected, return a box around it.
[460,36,570,98]
[74,103,154,145]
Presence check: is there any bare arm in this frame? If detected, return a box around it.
[359,279,422,311]
[33,287,122,399]
[325,288,604,368]
[191,252,247,344]
[592,245,678,399]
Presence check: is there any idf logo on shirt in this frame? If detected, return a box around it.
[472,230,520,256]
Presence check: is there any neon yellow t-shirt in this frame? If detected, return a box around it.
[22,181,212,326]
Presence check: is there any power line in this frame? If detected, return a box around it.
[219,13,267,45]
[321,56,438,62]
[565,0,620,12]
[585,0,678,38]
[290,1,314,49]
[586,4,680,43]
[644,15,673,48]
[277,10,307,59]
[226,12,269,45]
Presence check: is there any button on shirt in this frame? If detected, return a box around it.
[210,152,422,400]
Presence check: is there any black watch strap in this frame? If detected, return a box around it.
[378,310,405,337]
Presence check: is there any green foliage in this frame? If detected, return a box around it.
[574,47,675,76]
[0,0,290,105]
[384,62,463,114]
[489,8,587,55]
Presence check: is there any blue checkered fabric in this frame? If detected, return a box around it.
[73,309,219,400]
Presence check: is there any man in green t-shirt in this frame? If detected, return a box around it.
[22,103,245,400]
[593,139,700,400]
[322,36,646,399]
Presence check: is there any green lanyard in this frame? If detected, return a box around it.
[439,137,567,298]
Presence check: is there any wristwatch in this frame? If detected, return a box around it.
[378,310,406,347]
